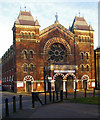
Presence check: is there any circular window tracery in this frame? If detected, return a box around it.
[48,43,67,62]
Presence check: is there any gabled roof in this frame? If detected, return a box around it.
[14,11,35,26]
[35,19,40,26]
[40,22,74,38]
[70,16,94,31]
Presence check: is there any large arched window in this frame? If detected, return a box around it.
[86,53,89,59]
[85,37,86,42]
[82,36,84,42]
[32,33,34,39]
[29,51,33,59]
[22,63,28,73]
[29,64,34,72]
[79,36,81,42]
[48,43,67,62]
[21,33,24,38]
[81,53,84,59]
[29,33,31,39]
[87,37,89,42]
[81,65,84,71]
[23,51,27,59]
[25,33,27,39]
[86,65,89,71]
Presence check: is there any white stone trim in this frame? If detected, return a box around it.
[54,70,75,73]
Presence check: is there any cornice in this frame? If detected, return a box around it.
[74,29,94,33]
[15,24,40,29]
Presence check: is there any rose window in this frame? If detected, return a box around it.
[48,43,67,62]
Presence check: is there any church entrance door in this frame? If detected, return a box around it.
[55,75,63,91]
[26,81,31,92]
[66,75,74,91]
[83,80,87,89]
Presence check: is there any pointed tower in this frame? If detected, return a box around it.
[12,10,40,92]
[70,16,95,90]
[35,18,40,26]
[12,11,40,44]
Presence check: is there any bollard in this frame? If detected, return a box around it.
[60,90,63,101]
[74,89,76,99]
[32,92,35,108]
[93,88,95,97]
[19,95,22,110]
[56,91,58,101]
[53,91,55,103]
[45,91,46,104]
[13,96,16,113]
[85,88,87,98]
[65,89,67,99]
[5,98,9,117]
[49,91,51,102]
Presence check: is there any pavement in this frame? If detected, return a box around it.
[2,101,100,119]
[1,91,100,119]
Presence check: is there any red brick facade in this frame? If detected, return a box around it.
[2,11,95,93]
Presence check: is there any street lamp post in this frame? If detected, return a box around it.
[44,66,46,92]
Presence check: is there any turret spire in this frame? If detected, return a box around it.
[55,12,59,24]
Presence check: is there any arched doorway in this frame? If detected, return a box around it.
[66,75,74,91]
[55,75,63,91]
[81,75,89,89]
[83,80,87,89]
[23,75,34,92]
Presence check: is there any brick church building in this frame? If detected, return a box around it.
[2,10,95,93]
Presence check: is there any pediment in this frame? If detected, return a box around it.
[39,23,74,39]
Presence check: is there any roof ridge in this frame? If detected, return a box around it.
[40,23,74,37]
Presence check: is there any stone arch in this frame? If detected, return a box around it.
[29,63,35,73]
[22,49,28,54]
[64,73,76,91]
[23,75,34,81]
[81,75,89,81]
[64,73,76,80]
[22,63,28,73]
[23,75,34,92]
[29,49,35,59]
[53,73,65,80]
[22,49,28,59]
[43,37,71,54]
[81,75,89,89]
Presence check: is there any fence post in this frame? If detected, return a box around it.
[66,89,67,98]
[13,96,16,113]
[32,92,35,108]
[45,91,47,104]
[85,88,87,98]
[5,98,9,117]
[74,89,76,99]
[53,91,55,103]
[56,91,58,101]
[49,91,51,102]
[19,95,22,110]
[60,90,63,101]
[93,88,95,97]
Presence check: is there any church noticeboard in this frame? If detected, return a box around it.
[17,81,23,87]
[91,82,95,87]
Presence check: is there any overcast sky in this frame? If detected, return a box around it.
[0,0,99,58]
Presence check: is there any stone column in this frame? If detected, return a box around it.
[31,81,33,92]
[74,80,76,90]
[63,80,66,92]
[87,80,89,89]
[46,81,48,91]
[24,81,26,92]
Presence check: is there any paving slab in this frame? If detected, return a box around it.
[3,102,99,119]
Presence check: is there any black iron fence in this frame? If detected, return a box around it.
[4,88,99,118]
